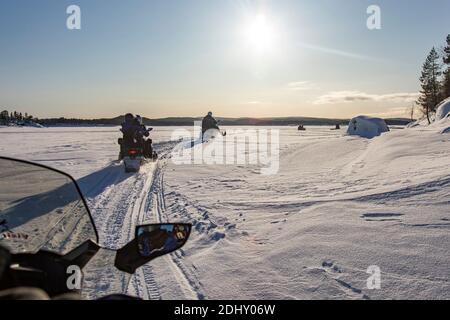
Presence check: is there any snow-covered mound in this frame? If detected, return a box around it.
[405,118,426,128]
[435,98,450,121]
[347,116,389,138]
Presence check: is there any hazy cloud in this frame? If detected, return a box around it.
[367,106,411,118]
[314,91,419,105]
[243,101,263,105]
[287,81,318,91]
[298,42,379,62]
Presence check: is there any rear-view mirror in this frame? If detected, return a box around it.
[114,223,191,274]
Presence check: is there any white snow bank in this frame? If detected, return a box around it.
[434,116,450,134]
[435,98,450,121]
[427,99,450,134]
[28,122,45,128]
[405,117,427,128]
[405,98,450,129]
[346,116,389,138]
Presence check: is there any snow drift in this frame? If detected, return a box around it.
[435,98,450,121]
[346,116,389,138]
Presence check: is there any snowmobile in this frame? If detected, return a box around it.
[202,127,226,143]
[0,156,190,300]
[118,132,157,173]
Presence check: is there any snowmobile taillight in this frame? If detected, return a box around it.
[129,150,138,155]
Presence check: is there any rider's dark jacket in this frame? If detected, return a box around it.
[202,115,219,134]
[121,119,139,143]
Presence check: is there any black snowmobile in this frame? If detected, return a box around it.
[0,156,190,300]
[118,128,157,173]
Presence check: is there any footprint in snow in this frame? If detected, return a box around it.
[270,219,287,224]
[321,261,342,273]
[210,231,225,241]
[361,212,404,222]
[320,261,369,300]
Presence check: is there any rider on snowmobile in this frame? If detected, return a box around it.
[119,113,138,159]
[135,115,154,158]
[135,115,149,140]
[201,111,220,137]
[121,113,139,145]
[119,113,154,159]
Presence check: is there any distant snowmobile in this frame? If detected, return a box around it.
[201,111,226,142]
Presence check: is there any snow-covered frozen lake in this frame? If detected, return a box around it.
[1,123,449,299]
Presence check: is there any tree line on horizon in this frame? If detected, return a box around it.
[417,34,450,123]
[0,110,36,126]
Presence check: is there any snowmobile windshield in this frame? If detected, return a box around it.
[0,157,98,255]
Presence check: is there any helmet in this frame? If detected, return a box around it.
[125,113,134,122]
[207,111,212,116]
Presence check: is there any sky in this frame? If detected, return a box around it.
[0,0,449,119]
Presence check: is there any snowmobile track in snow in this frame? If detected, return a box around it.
[85,139,205,299]
[84,160,159,299]
[149,155,207,300]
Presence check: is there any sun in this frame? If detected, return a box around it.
[243,14,276,53]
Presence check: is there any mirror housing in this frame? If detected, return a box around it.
[114,223,191,274]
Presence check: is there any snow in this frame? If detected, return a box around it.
[347,116,389,139]
[435,98,450,121]
[0,124,449,300]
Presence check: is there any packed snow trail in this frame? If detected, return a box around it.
[142,156,206,299]
[81,139,205,299]
[79,154,160,298]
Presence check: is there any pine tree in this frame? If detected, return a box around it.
[442,34,450,99]
[417,47,442,124]
[0,110,8,124]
